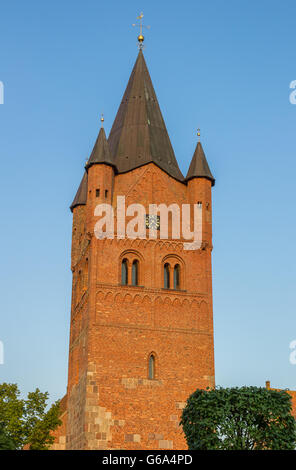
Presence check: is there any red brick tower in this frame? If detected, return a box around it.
[56,48,215,450]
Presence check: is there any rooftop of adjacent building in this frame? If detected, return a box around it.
[265,380,296,417]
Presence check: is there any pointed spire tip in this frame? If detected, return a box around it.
[185,136,215,185]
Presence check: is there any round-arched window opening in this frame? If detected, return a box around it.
[174,264,180,290]
[164,263,170,289]
[132,260,139,286]
[148,354,155,380]
[121,259,128,285]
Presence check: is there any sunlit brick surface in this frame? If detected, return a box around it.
[51,161,215,450]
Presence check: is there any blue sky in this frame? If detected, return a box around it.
[0,0,295,402]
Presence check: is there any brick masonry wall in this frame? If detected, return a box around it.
[52,162,215,450]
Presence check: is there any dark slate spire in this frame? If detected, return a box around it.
[85,126,116,171]
[108,50,183,181]
[186,141,215,186]
[70,171,88,212]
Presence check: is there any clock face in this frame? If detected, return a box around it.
[145,214,160,230]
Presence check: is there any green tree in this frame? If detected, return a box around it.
[0,423,16,450]
[0,383,61,450]
[180,386,296,450]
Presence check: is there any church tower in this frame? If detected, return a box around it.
[55,42,215,450]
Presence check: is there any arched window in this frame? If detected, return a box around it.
[148,354,155,379]
[173,264,180,290]
[132,260,139,286]
[121,259,128,285]
[164,263,170,289]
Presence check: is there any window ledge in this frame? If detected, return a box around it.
[161,288,187,292]
[119,284,145,288]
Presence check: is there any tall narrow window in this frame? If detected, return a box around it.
[174,264,180,290]
[148,354,155,379]
[164,263,170,289]
[132,260,139,286]
[83,258,88,290]
[121,259,128,285]
[76,270,82,305]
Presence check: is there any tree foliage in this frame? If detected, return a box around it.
[0,382,61,450]
[180,386,296,450]
[0,423,16,450]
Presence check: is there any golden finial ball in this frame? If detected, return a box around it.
[138,34,144,43]
[100,114,104,124]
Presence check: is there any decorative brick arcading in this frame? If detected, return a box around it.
[59,158,215,450]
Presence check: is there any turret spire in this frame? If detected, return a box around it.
[85,117,116,171]
[185,135,215,186]
[70,171,88,212]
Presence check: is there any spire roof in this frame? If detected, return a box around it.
[108,50,183,181]
[70,171,88,212]
[86,126,115,170]
[186,141,215,186]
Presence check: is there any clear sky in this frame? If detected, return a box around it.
[0,0,295,403]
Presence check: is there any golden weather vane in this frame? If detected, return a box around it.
[197,128,201,141]
[100,113,104,127]
[132,12,150,48]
